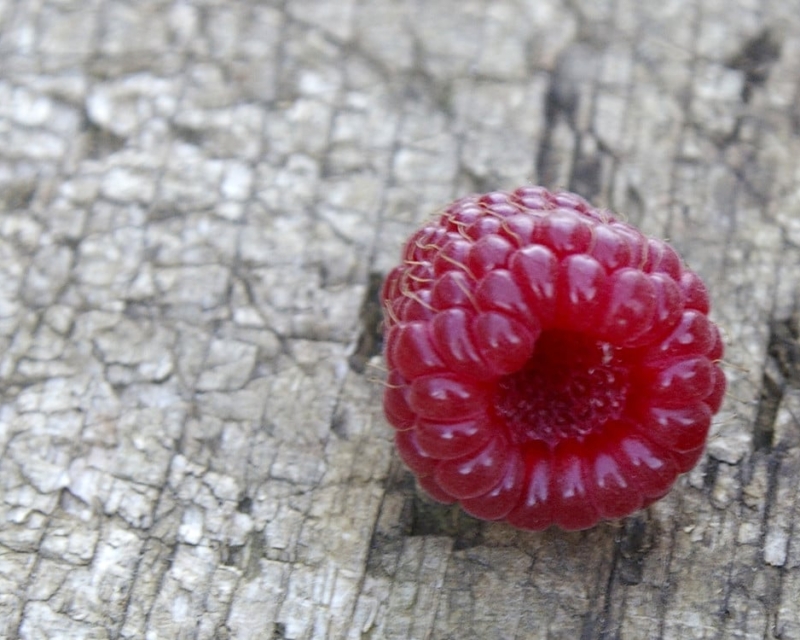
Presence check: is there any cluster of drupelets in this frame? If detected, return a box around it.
[381,187,726,530]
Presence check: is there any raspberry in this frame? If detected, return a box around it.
[381,187,726,530]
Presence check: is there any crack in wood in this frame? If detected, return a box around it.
[616,515,653,587]
[725,28,782,103]
[569,152,603,201]
[348,272,384,374]
[236,496,253,514]
[408,495,485,550]
[755,314,800,450]
[703,456,721,491]
[754,373,782,451]
[767,315,800,386]
[536,44,599,187]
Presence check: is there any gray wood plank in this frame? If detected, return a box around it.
[1,0,798,638]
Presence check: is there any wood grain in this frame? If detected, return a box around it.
[1,0,799,638]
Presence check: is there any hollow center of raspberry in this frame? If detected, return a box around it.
[493,330,631,447]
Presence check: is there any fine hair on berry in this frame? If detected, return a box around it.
[381,186,726,531]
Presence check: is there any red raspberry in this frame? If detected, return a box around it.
[381,187,726,531]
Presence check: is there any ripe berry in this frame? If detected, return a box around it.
[381,187,726,530]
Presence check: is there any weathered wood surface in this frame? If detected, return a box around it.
[1,0,799,638]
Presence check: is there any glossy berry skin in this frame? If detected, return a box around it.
[381,187,726,531]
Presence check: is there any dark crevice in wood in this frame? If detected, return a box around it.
[754,314,800,450]
[589,542,619,640]
[364,462,414,573]
[535,74,563,188]
[536,44,598,187]
[243,530,266,580]
[568,150,602,202]
[753,373,782,451]
[588,519,656,638]
[385,461,416,495]
[236,496,253,514]
[768,314,800,387]
[616,514,653,586]
[725,28,782,104]
[703,457,721,491]
[348,271,384,374]
[759,452,784,565]
[408,494,484,549]
[222,543,245,567]
[586,518,655,639]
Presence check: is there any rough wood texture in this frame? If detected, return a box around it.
[1,0,799,638]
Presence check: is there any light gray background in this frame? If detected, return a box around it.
[1,0,799,638]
